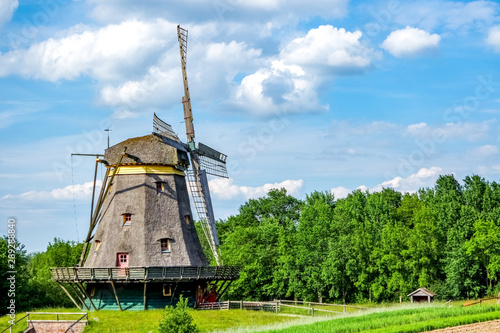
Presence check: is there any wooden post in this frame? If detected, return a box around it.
[110,281,123,311]
[343,305,346,313]
[240,300,243,309]
[68,283,90,311]
[77,283,98,311]
[57,283,82,311]
[428,295,430,304]
[144,282,147,310]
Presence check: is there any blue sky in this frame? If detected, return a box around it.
[1,0,500,253]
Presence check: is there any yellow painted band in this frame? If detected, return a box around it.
[113,165,185,176]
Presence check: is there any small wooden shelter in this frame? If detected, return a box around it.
[407,288,435,303]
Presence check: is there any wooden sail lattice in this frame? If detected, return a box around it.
[186,168,221,265]
[153,113,179,139]
[177,25,227,266]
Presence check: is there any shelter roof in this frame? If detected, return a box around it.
[407,287,436,297]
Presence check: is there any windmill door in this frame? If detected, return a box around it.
[116,253,129,277]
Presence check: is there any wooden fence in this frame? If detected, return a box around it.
[198,301,280,312]
[0,312,88,333]
[198,299,368,316]
[51,266,240,282]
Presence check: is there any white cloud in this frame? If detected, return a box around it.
[487,25,500,53]
[469,144,499,157]
[0,102,46,129]
[394,1,498,31]
[477,164,500,175]
[0,0,17,30]
[405,121,493,141]
[330,186,351,199]
[280,25,376,74]
[0,19,175,82]
[1,181,101,201]
[380,166,442,192]
[234,0,348,17]
[209,178,303,200]
[406,122,427,135]
[232,25,377,114]
[233,60,325,115]
[381,27,440,58]
[332,167,443,198]
[87,0,348,25]
[100,40,262,111]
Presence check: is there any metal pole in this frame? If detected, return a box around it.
[105,129,111,148]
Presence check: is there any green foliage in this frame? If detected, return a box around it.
[158,295,199,333]
[27,238,83,308]
[0,237,83,313]
[219,189,301,300]
[0,236,31,315]
[215,174,500,303]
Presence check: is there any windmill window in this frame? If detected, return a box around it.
[156,181,165,192]
[95,240,101,251]
[123,213,132,226]
[161,238,171,253]
[163,284,172,296]
[184,215,190,225]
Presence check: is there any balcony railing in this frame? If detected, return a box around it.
[50,266,240,282]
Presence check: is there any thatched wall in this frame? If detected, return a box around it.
[84,132,208,268]
[104,134,184,166]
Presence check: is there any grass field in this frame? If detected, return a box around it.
[2,301,500,333]
[0,308,298,333]
[258,304,500,333]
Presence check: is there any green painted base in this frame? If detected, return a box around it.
[84,282,199,311]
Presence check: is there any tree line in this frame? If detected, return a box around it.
[2,174,500,314]
[217,174,500,303]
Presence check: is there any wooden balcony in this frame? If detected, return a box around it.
[50,266,240,283]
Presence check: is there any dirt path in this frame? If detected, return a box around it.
[428,319,500,332]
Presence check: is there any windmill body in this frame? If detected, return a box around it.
[83,132,208,269]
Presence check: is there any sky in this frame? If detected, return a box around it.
[1,0,500,253]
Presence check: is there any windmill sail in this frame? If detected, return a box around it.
[177,25,227,266]
[153,112,179,139]
[197,143,228,178]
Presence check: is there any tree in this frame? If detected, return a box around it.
[465,220,500,292]
[0,236,31,315]
[158,295,199,333]
[295,191,335,301]
[219,189,301,300]
[376,220,409,302]
[445,206,483,299]
[405,205,441,289]
[27,238,83,308]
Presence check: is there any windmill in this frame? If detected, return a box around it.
[177,25,227,266]
[50,25,238,311]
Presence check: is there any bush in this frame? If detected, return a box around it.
[158,295,199,333]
